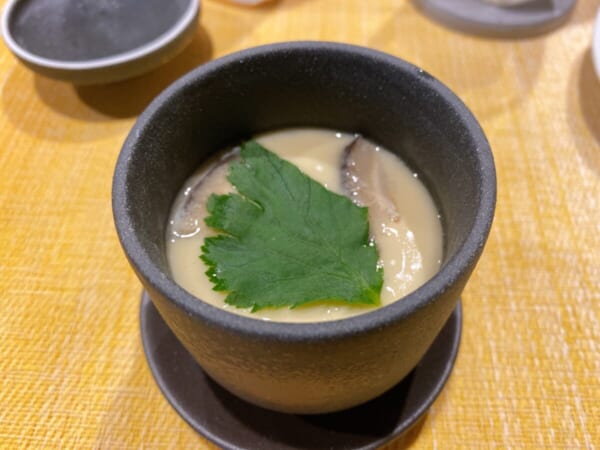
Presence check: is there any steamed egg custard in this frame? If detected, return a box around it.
[166,129,443,322]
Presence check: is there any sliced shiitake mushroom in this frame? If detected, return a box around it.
[170,148,239,237]
[341,136,401,223]
[342,136,424,296]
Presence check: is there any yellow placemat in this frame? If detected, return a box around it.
[0,0,598,447]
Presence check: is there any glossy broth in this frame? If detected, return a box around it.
[166,128,443,322]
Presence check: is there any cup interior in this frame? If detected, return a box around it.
[115,42,494,317]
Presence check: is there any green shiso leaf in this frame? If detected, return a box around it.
[200,141,383,312]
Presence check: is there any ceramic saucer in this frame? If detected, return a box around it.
[140,293,462,449]
[1,0,199,84]
[413,0,576,37]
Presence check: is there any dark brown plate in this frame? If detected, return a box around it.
[140,293,462,450]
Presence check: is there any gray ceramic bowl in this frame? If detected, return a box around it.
[112,41,496,414]
[1,0,199,84]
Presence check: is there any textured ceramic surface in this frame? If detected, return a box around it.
[140,293,462,449]
[112,42,496,414]
[1,0,200,84]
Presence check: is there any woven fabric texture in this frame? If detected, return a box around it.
[0,0,598,448]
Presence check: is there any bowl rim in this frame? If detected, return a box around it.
[113,41,496,342]
[1,0,199,71]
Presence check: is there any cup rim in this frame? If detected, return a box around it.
[112,41,496,342]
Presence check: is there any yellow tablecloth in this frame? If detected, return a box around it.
[1,0,598,448]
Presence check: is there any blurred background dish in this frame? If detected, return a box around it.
[412,0,576,37]
[1,0,200,84]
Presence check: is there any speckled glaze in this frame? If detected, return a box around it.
[112,42,496,414]
[1,0,199,84]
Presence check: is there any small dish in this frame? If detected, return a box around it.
[140,292,462,450]
[413,0,576,37]
[1,0,200,84]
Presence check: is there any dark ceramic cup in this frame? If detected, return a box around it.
[112,41,496,414]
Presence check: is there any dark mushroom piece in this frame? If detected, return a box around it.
[342,136,424,296]
[341,136,402,224]
[170,148,239,237]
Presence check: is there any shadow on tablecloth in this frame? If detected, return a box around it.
[75,26,213,119]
